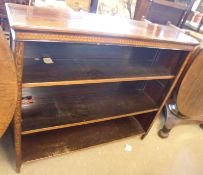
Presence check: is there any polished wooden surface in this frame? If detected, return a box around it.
[186,30,203,41]
[0,28,17,138]
[158,26,203,138]
[0,0,29,30]
[4,3,200,172]
[6,3,199,46]
[177,49,203,117]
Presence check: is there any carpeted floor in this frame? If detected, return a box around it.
[1,114,203,175]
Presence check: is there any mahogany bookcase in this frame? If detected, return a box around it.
[5,3,199,172]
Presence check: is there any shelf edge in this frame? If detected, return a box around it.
[22,75,175,88]
[21,108,159,135]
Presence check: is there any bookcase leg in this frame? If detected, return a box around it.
[14,103,22,173]
[141,133,146,140]
[16,163,21,174]
[13,41,24,173]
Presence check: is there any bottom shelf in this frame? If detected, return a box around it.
[22,117,145,162]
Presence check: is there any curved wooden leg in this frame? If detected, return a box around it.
[158,104,181,138]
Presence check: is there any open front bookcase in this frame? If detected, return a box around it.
[20,42,188,161]
[6,3,199,172]
[17,36,194,170]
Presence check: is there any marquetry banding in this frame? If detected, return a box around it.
[15,32,195,51]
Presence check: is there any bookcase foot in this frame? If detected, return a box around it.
[140,133,147,140]
[16,165,21,174]
[16,159,22,173]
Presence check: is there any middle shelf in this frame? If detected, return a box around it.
[21,81,169,135]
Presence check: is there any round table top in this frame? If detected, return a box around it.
[0,29,17,138]
[177,49,203,117]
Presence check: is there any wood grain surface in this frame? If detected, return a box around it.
[177,49,203,117]
[0,28,17,138]
[5,3,199,47]
[4,3,200,172]
[13,41,24,173]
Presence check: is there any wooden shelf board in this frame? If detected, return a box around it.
[21,82,158,134]
[22,117,145,162]
[21,108,158,135]
[22,53,175,87]
[22,75,175,88]
[21,42,181,88]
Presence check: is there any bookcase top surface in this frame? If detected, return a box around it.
[6,3,199,47]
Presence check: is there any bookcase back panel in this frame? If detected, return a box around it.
[22,81,160,133]
[22,42,188,83]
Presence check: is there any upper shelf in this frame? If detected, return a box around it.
[6,3,199,50]
[22,58,174,88]
[22,42,184,87]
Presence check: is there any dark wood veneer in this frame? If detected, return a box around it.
[22,42,184,85]
[22,117,145,162]
[21,82,158,134]
[5,3,199,172]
